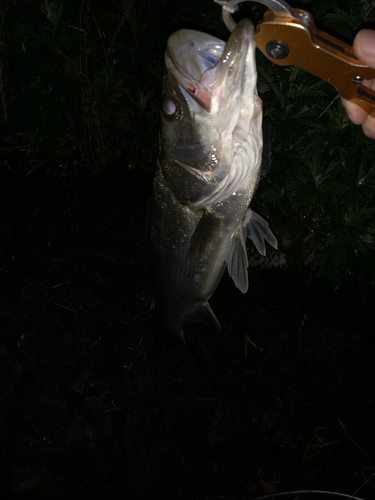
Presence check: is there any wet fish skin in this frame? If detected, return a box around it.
[147,19,277,345]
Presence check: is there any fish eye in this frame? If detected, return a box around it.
[162,97,178,119]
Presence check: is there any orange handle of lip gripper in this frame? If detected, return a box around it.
[254,8,375,117]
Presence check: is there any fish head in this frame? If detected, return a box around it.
[159,19,263,208]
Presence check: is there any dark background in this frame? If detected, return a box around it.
[0,0,375,498]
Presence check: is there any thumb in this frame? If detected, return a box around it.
[353,29,375,68]
[340,29,375,134]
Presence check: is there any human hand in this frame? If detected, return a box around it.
[340,29,375,139]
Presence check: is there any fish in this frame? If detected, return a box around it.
[146,18,277,346]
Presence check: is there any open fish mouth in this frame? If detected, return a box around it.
[165,18,259,117]
[164,19,262,209]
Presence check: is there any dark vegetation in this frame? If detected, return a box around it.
[1,0,375,498]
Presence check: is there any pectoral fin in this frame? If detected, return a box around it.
[188,210,221,259]
[226,228,249,293]
[226,210,277,293]
[242,209,278,256]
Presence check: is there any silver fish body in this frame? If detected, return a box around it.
[147,19,277,343]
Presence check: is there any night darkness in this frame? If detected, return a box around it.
[1,0,375,499]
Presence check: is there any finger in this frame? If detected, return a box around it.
[353,29,375,93]
[362,114,375,139]
[341,30,375,127]
[340,96,368,125]
[341,96,375,138]
[353,29,375,67]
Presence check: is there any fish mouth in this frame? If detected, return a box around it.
[165,19,262,209]
[165,19,257,114]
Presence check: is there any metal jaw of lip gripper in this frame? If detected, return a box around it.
[214,0,375,116]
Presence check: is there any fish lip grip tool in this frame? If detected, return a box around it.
[214,0,375,116]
